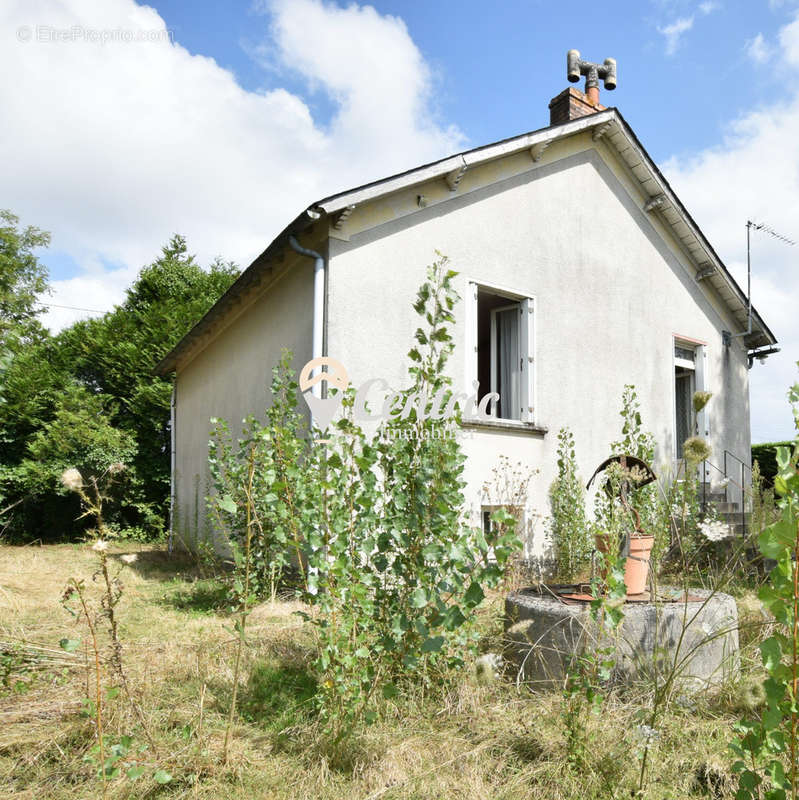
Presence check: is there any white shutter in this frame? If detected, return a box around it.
[695,344,709,437]
[694,344,710,483]
[520,297,535,423]
[465,282,478,394]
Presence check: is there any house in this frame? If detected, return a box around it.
[156,65,778,557]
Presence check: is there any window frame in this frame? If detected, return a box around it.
[466,280,536,425]
[672,335,710,466]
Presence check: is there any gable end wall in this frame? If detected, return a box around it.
[326,139,750,555]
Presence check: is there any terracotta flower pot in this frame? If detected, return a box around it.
[624,535,655,595]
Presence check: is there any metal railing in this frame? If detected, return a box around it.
[700,450,751,535]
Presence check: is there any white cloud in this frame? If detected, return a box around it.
[745,33,772,64]
[659,16,694,55]
[1,0,464,331]
[45,268,135,331]
[770,0,799,13]
[698,1,720,14]
[780,10,799,63]
[662,16,799,441]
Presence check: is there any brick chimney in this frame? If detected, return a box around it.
[548,87,606,126]
[549,50,616,125]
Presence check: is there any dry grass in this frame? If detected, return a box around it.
[0,542,766,799]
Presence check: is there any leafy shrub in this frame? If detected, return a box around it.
[588,386,659,567]
[751,458,779,537]
[301,257,520,741]
[610,385,658,535]
[208,350,310,603]
[207,255,521,745]
[548,428,590,581]
[0,230,238,542]
[752,441,795,488]
[731,371,799,799]
[2,383,138,540]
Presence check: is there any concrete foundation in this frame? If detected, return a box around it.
[505,588,739,691]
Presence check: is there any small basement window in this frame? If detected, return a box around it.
[482,505,523,537]
[471,284,535,423]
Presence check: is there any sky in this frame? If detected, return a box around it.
[1,0,798,443]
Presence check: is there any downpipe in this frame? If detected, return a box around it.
[168,382,176,554]
[288,235,325,399]
[288,234,326,595]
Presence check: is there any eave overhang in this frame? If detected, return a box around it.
[155,108,777,375]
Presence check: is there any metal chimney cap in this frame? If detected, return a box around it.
[566,50,617,92]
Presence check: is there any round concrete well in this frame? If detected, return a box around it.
[504,587,739,691]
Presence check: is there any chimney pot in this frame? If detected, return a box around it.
[552,50,616,125]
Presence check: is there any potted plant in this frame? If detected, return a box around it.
[624,529,655,595]
[587,455,657,596]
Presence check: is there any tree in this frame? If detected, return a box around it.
[4,383,137,539]
[0,209,53,428]
[55,235,238,529]
[1,231,238,541]
[0,209,50,351]
[0,210,53,532]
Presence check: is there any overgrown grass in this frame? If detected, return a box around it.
[0,542,768,799]
[162,578,231,616]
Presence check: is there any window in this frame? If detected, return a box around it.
[482,504,539,560]
[482,507,497,538]
[482,504,523,546]
[673,338,708,459]
[675,363,694,458]
[468,283,535,423]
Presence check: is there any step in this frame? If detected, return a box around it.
[713,502,740,514]
[717,510,749,522]
[728,522,749,537]
[699,483,731,495]
[696,490,728,502]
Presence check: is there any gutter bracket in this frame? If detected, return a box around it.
[644,194,667,213]
[330,205,356,241]
[530,140,553,162]
[332,205,355,231]
[592,122,613,141]
[695,265,716,282]
[444,162,467,192]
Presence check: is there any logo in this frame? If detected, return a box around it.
[299,357,349,443]
[298,357,500,442]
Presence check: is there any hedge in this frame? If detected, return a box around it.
[752,441,795,487]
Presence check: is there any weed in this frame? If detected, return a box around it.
[548,427,590,581]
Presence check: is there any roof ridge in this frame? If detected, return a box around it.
[154,107,776,375]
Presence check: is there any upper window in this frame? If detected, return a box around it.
[469,283,535,423]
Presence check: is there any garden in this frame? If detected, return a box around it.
[2,254,799,800]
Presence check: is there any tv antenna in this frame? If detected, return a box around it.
[725,219,794,349]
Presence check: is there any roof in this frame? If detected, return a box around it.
[155,107,777,374]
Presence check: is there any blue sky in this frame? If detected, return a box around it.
[150,0,790,161]
[3,0,799,442]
